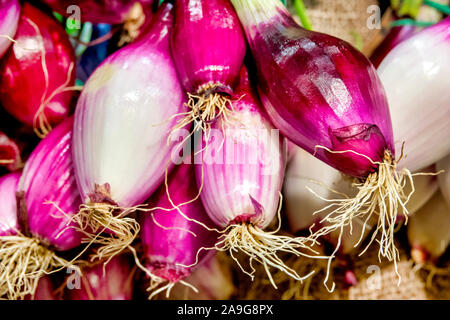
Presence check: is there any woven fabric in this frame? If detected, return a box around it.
[287,0,380,53]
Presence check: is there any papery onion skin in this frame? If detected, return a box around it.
[0,130,21,171]
[0,172,21,236]
[41,0,153,25]
[142,163,217,283]
[73,3,186,207]
[378,17,450,172]
[67,255,134,300]
[18,117,82,251]
[0,0,20,59]
[369,24,417,68]
[0,3,76,129]
[171,0,246,95]
[437,154,450,207]
[407,191,450,263]
[230,0,394,179]
[196,67,287,229]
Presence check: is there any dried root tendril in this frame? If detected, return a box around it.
[147,278,198,300]
[0,235,77,300]
[68,203,141,265]
[306,146,435,292]
[169,85,235,144]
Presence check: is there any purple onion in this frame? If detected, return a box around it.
[67,255,135,300]
[0,172,21,236]
[0,0,20,59]
[19,117,82,251]
[170,0,246,137]
[72,3,187,260]
[141,163,217,290]
[0,130,21,171]
[194,67,318,287]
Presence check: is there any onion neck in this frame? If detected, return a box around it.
[230,0,298,37]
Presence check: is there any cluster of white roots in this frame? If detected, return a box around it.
[0,235,74,300]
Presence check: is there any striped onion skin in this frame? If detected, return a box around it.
[0,0,20,59]
[378,17,450,172]
[196,68,286,229]
[0,172,21,236]
[19,117,81,251]
[73,3,186,207]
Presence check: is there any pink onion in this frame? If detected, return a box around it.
[230,0,415,282]
[66,255,135,300]
[370,24,417,68]
[0,172,21,236]
[26,276,57,300]
[41,0,153,25]
[0,117,82,300]
[72,3,187,261]
[0,130,21,171]
[0,3,77,137]
[170,0,246,139]
[0,0,20,59]
[194,67,318,287]
[141,162,217,298]
[378,17,450,172]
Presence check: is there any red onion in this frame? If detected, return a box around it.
[171,0,246,139]
[378,18,450,172]
[26,276,57,300]
[0,130,21,171]
[0,3,77,137]
[72,3,187,262]
[142,162,217,298]
[370,24,417,68]
[0,0,20,59]
[0,172,20,236]
[230,0,414,285]
[0,117,82,300]
[66,255,135,300]
[41,0,153,25]
[194,67,319,287]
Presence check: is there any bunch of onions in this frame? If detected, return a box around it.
[0,117,82,300]
[378,17,450,172]
[170,0,246,141]
[66,255,135,300]
[0,0,20,59]
[195,67,320,287]
[0,3,78,138]
[229,0,431,288]
[72,3,187,263]
[141,162,218,299]
[0,130,21,171]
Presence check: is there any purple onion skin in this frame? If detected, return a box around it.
[67,255,134,300]
[142,163,217,283]
[370,25,417,68]
[19,117,82,251]
[171,0,246,94]
[0,0,20,59]
[231,0,394,178]
[0,172,21,236]
[41,0,153,25]
[26,276,57,300]
[196,67,287,229]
